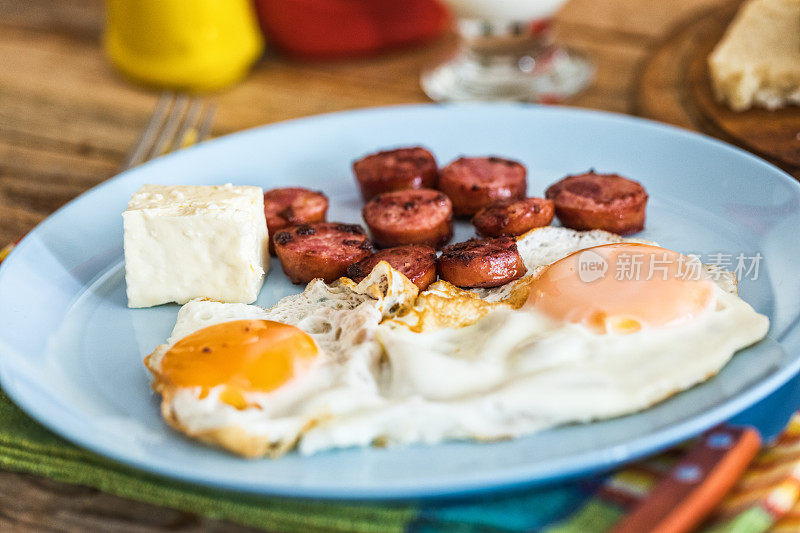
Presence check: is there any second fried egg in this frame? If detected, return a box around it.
[299,243,769,454]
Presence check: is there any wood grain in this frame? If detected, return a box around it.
[0,0,738,530]
[0,470,258,532]
[0,0,733,245]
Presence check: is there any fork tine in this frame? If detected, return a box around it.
[196,102,217,143]
[148,94,190,160]
[123,93,216,171]
[168,97,204,153]
[121,92,173,170]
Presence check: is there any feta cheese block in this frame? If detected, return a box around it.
[709,0,800,111]
[123,184,269,308]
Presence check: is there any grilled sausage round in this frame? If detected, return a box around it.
[437,237,527,288]
[472,197,554,237]
[264,187,329,254]
[347,245,437,290]
[362,188,453,249]
[545,171,648,235]
[273,222,373,284]
[353,146,438,201]
[438,156,527,216]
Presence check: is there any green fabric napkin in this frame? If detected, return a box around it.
[0,389,415,532]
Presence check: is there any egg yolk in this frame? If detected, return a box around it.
[159,320,319,409]
[526,243,716,334]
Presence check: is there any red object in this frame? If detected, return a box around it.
[263,187,329,255]
[545,171,649,236]
[437,237,528,289]
[353,146,439,201]
[362,189,454,249]
[254,0,449,59]
[472,197,555,238]
[273,222,373,284]
[439,157,528,217]
[347,245,437,290]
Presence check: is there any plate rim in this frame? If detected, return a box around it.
[2,102,800,500]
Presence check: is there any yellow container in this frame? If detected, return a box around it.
[105,0,264,92]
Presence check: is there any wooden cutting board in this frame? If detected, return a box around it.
[636,0,800,177]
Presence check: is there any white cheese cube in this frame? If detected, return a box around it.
[123,184,269,308]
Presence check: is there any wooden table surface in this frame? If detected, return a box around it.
[0,0,733,530]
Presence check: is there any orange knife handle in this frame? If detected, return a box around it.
[612,425,761,533]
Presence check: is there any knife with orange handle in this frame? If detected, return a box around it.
[612,426,761,533]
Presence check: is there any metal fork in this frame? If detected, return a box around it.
[121,93,216,170]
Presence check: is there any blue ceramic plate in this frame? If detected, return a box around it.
[2,104,800,500]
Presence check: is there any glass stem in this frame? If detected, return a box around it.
[458,19,554,73]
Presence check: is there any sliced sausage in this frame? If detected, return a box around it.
[438,157,527,216]
[472,197,554,237]
[353,146,438,201]
[362,189,453,249]
[264,187,329,254]
[437,237,527,288]
[273,222,373,284]
[545,171,648,235]
[347,245,437,290]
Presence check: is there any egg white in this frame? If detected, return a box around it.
[298,281,768,454]
[145,229,768,457]
[145,262,416,457]
[470,227,738,303]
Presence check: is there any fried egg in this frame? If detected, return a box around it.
[145,230,768,457]
[391,227,738,333]
[144,263,417,457]
[298,242,768,454]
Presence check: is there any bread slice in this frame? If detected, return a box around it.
[709,0,800,111]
